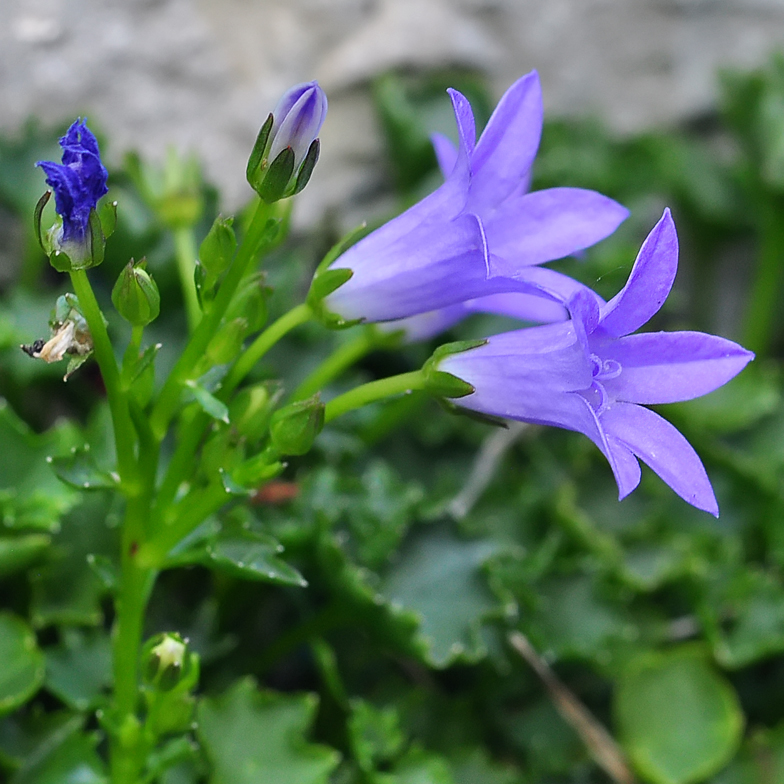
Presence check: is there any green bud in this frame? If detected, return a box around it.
[199,215,236,278]
[231,448,285,488]
[229,382,283,444]
[142,632,197,693]
[205,317,247,367]
[112,259,161,326]
[269,394,325,456]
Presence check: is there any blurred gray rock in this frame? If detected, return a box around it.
[2,0,784,226]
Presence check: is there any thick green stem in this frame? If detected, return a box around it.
[324,370,426,423]
[150,199,276,440]
[742,192,784,356]
[222,303,313,398]
[174,226,201,333]
[138,483,230,568]
[291,328,377,402]
[70,269,139,489]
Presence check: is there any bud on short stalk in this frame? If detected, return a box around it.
[112,259,161,326]
[269,394,325,456]
[247,81,328,203]
[142,632,197,693]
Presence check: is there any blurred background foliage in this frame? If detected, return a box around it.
[2,55,784,784]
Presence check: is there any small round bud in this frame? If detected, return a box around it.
[112,259,161,327]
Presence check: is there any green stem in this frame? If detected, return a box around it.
[221,302,313,398]
[742,192,784,356]
[150,199,276,440]
[110,493,157,784]
[174,226,201,333]
[121,326,144,388]
[70,269,139,489]
[291,328,377,402]
[324,370,426,424]
[138,483,230,568]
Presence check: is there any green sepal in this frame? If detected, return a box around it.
[185,380,230,424]
[112,258,161,326]
[424,370,474,399]
[269,394,325,456]
[308,267,353,304]
[246,113,274,189]
[230,450,285,489]
[84,208,105,269]
[98,199,118,239]
[314,222,369,275]
[257,147,295,203]
[33,190,52,254]
[437,397,508,428]
[50,249,73,273]
[421,339,485,398]
[292,139,320,196]
[199,215,236,278]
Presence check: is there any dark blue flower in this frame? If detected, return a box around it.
[37,119,109,247]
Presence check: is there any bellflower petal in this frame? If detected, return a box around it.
[601,403,718,516]
[601,208,678,337]
[431,132,458,178]
[434,211,753,513]
[600,331,755,404]
[486,188,630,273]
[327,213,489,322]
[268,81,328,169]
[468,72,543,210]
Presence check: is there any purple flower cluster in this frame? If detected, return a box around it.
[37,119,108,247]
[322,72,753,513]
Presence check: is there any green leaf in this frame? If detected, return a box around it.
[30,493,118,627]
[197,678,340,784]
[185,381,229,424]
[49,445,118,491]
[616,646,744,784]
[0,710,79,770]
[44,629,112,711]
[0,534,51,578]
[0,401,79,532]
[11,727,107,784]
[348,700,405,773]
[0,613,45,716]
[380,527,500,668]
[173,529,306,587]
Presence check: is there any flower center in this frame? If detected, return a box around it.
[582,354,622,415]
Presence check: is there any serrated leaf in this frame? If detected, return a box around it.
[380,527,500,667]
[0,401,79,531]
[49,445,118,490]
[177,529,306,587]
[30,493,119,627]
[616,646,743,784]
[10,726,107,784]
[197,678,340,784]
[0,613,45,716]
[44,629,112,711]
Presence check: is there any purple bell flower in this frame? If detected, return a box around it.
[324,71,628,323]
[36,119,109,249]
[435,210,754,515]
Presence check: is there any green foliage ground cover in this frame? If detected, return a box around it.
[2,57,784,783]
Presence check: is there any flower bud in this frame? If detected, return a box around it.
[247,81,328,203]
[111,259,161,327]
[142,632,197,692]
[229,382,283,444]
[269,394,325,456]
